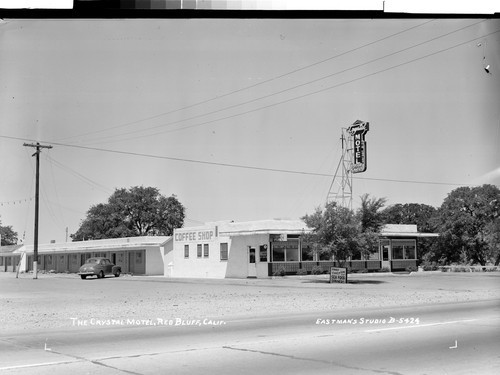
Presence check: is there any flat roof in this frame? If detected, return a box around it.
[14,236,171,254]
[0,244,24,254]
[212,219,311,236]
[380,224,438,238]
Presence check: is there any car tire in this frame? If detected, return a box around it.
[80,275,87,280]
[114,270,121,277]
[98,271,104,279]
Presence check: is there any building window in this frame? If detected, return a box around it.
[220,243,228,261]
[197,244,202,258]
[272,243,285,261]
[301,244,314,261]
[392,240,416,260]
[184,245,189,258]
[319,252,331,261]
[392,245,404,260]
[380,240,390,261]
[285,246,299,261]
[249,247,256,263]
[404,244,416,259]
[271,241,301,262]
[259,245,268,262]
[203,244,209,258]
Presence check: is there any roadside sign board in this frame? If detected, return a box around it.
[329,267,348,284]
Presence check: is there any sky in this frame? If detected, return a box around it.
[1,10,499,244]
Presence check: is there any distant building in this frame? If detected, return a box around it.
[378,224,439,271]
[0,244,23,272]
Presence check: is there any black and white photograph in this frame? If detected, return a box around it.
[1,1,499,374]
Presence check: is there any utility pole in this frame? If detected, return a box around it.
[23,142,52,279]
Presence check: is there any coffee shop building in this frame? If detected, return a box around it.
[164,220,438,278]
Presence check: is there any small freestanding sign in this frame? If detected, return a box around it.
[329,267,348,284]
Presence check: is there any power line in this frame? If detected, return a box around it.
[1,135,476,188]
[56,19,436,144]
[45,153,113,194]
[78,20,484,146]
[79,22,496,147]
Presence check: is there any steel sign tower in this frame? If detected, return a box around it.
[326,120,369,209]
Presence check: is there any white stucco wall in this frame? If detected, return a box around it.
[145,247,165,275]
[168,228,271,279]
[170,235,231,278]
[224,234,270,278]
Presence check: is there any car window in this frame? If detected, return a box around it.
[86,258,98,264]
[100,260,106,265]
[105,259,111,265]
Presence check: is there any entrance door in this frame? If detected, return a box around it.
[129,250,145,275]
[247,247,257,278]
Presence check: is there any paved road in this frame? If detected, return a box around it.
[1,299,499,374]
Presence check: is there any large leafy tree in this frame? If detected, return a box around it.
[302,202,375,265]
[431,184,500,265]
[381,202,439,261]
[357,194,387,232]
[484,218,500,266]
[0,217,18,245]
[355,194,387,260]
[381,203,437,233]
[71,186,185,241]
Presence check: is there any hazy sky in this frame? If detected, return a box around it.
[1,16,499,244]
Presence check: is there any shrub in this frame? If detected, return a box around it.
[273,266,286,277]
[422,261,439,271]
[378,267,390,273]
[296,268,308,276]
[406,266,417,273]
[311,266,323,275]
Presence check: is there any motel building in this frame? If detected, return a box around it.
[0,237,169,276]
[0,220,437,277]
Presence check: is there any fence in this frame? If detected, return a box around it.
[269,260,382,275]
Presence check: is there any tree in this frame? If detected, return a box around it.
[357,194,387,232]
[71,186,185,241]
[484,217,500,266]
[302,202,373,265]
[381,203,437,233]
[431,184,500,265]
[0,217,18,245]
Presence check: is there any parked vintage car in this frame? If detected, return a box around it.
[78,257,121,279]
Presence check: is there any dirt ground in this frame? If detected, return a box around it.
[0,271,498,334]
